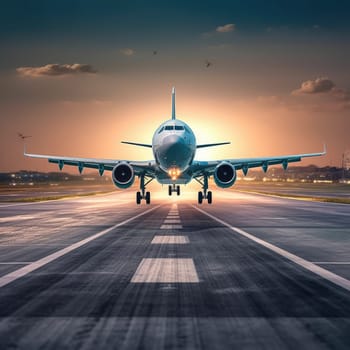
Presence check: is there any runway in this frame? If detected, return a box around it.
[0,189,349,349]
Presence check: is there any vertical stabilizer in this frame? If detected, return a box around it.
[171,87,176,120]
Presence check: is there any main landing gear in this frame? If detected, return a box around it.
[195,173,212,204]
[136,174,153,204]
[168,184,180,196]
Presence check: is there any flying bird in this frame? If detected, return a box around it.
[153,50,158,55]
[17,132,32,140]
[205,60,212,68]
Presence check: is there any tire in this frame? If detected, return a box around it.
[207,191,212,204]
[136,191,142,204]
[145,191,151,204]
[198,191,203,204]
[168,185,172,196]
[176,185,180,196]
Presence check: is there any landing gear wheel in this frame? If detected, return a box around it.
[176,185,180,196]
[168,185,172,196]
[198,191,203,204]
[207,191,212,204]
[136,191,142,204]
[145,191,151,204]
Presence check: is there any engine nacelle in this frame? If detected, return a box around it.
[112,162,135,189]
[214,162,237,188]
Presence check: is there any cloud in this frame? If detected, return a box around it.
[292,77,335,95]
[16,63,97,77]
[120,48,135,56]
[291,77,350,110]
[216,23,235,33]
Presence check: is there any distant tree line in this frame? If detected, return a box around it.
[0,171,110,185]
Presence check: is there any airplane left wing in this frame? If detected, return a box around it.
[190,145,326,177]
[24,151,156,176]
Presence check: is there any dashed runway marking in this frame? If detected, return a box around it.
[131,258,199,283]
[151,236,189,244]
[164,219,181,224]
[160,224,183,230]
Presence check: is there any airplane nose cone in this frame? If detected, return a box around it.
[162,134,185,146]
[158,134,192,170]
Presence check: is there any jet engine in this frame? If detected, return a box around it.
[112,162,135,189]
[214,162,236,188]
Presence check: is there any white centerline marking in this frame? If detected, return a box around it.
[131,258,199,283]
[163,219,181,224]
[193,205,350,292]
[0,205,161,288]
[151,236,189,244]
[160,224,183,230]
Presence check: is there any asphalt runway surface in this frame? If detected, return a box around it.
[0,189,349,349]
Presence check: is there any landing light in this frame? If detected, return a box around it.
[168,167,181,180]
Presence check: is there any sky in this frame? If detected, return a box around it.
[1,0,349,172]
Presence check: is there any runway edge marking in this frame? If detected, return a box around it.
[0,205,161,289]
[192,205,350,293]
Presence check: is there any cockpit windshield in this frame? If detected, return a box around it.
[158,124,185,133]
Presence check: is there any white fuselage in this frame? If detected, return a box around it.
[152,119,196,183]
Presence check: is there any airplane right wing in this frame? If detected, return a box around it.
[189,145,327,177]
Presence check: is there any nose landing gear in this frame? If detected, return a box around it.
[168,184,180,196]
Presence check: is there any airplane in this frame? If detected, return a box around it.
[25,87,326,204]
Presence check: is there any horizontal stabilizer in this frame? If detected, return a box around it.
[121,141,152,148]
[196,142,230,149]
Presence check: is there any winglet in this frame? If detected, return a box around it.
[171,87,176,120]
[323,143,327,155]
